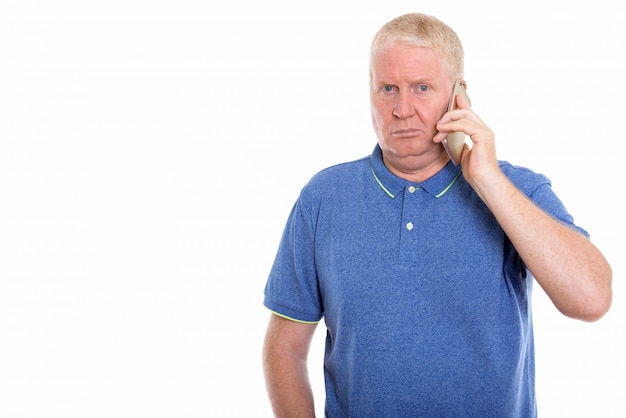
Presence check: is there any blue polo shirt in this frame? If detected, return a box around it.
[264,144,588,417]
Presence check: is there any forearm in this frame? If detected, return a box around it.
[262,314,318,417]
[263,347,316,417]
[472,171,612,321]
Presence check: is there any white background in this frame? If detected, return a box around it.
[1,1,624,417]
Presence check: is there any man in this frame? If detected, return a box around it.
[262,13,612,417]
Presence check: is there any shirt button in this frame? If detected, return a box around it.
[406,222,414,231]
[408,186,417,193]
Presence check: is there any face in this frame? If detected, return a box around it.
[370,42,454,173]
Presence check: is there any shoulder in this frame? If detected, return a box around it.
[302,154,371,193]
[498,160,551,195]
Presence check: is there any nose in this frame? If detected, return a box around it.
[393,91,415,119]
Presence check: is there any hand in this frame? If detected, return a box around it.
[433,93,499,187]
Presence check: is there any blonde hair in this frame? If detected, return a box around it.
[369,13,464,80]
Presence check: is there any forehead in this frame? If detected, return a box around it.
[371,43,448,83]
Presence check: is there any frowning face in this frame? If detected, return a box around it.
[370,42,454,176]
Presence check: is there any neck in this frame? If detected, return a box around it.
[382,151,450,183]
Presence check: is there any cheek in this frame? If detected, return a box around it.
[370,102,389,129]
[420,106,444,129]
[432,100,449,122]
[370,107,388,141]
[424,109,440,125]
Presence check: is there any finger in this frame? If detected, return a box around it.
[455,91,470,110]
[432,131,447,144]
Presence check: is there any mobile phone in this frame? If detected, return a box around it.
[442,79,471,166]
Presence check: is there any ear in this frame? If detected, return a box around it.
[460,79,467,90]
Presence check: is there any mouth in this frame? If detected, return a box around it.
[391,128,422,138]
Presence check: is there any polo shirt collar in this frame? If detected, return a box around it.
[369,144,463,198]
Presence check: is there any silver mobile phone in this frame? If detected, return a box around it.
[442,79,471,166]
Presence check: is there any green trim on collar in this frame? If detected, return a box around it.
[371,159,463,199]
[435,169,463,198]
[371,164,395,198]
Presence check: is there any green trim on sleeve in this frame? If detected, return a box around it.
[265,307,321,325]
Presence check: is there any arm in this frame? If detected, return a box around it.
[435,93,612,322]
[471,170,612,321]
[262,313,318,417]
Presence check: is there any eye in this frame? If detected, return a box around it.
[381,85,397,94]
[417,84,429,92]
